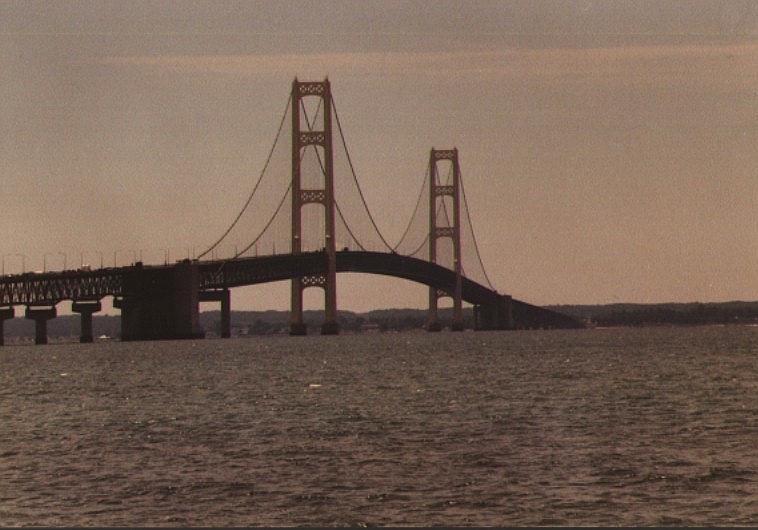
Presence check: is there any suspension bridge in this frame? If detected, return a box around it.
[0,79,583,345]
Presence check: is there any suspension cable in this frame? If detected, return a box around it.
[210,96,324,274]
[223,95,323,262]
[408,232,429,258]
[208,181,293,280]
[459,168,495,289]
[198,95,291,259]
[405,198,444,260]
[439,162,453,228]
[304,102,368,253]
[301,96,371,252]
[392,162,429,252]
[331,95,394,252]
[302,97,323,132]
[335,200,367,251]
[426,200,447,262]
[233,182,292,258]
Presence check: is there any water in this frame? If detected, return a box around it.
[1,326,756,526]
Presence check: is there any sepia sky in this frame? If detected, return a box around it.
[1,0,757,314]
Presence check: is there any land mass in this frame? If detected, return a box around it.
[3,301,758,343]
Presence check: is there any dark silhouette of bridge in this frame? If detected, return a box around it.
[0,79,583,344]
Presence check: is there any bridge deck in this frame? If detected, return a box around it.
[0,250,582,328]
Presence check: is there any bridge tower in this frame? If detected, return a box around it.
[427,148,464,332]
[290,78,339,335]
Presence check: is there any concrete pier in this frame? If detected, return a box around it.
[320,321,339,335]
[426,320,443,332]
[289,322,307,336]
[474,295,514,331]
[0,307,14,346]
[199,288,230,338]
[25,306,57,345]
[116,260,203,341]
[72,300,102,343]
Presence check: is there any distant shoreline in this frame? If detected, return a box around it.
[547,300,758,328]
[2,301,758,342]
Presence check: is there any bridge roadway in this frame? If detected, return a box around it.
[0,250,582,343]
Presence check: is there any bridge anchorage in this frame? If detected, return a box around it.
[0,78,584,345]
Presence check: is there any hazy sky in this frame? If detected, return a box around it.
[1,0,757,314]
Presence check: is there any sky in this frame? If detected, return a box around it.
[1,0,757,315]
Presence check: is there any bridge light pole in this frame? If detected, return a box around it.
[113,249,136,267]
[58,252,67,271]
[0,254,23,275]
[13,254,27,274]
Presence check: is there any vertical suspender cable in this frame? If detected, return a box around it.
[331,95,395,252]
[459,168,494,289]
[198,95,291,259]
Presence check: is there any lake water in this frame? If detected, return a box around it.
[1,326,756,526]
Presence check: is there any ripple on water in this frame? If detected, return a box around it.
[0,326,757,526]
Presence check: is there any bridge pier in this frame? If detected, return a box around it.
[321,320,339,335]
[474,295,514,331]
[0,306,14,346]
[116,260,203,341]
[72,300,101,343]
[199,288,231,338]
[289,319,339,336]
[25,306,56,345]
[426,315,464,332]
[426,319,442,332]
[290,321,307,336]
